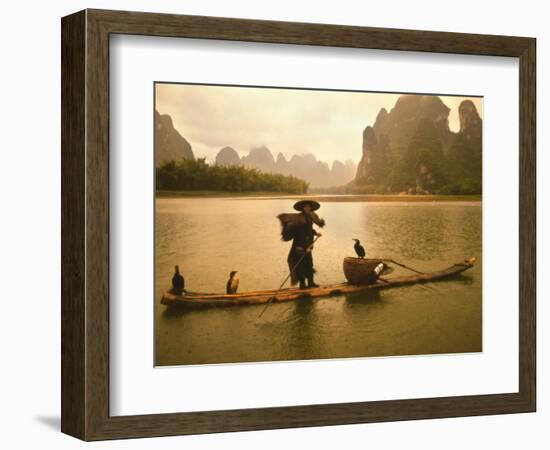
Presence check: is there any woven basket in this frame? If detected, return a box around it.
[343,257,384,285]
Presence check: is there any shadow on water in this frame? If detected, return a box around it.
[341,290,387,318]
[294,296,315,314]
[343,289,382,305]
[286,298,318,360]
[160,302,192,319]
[452,273,476,286]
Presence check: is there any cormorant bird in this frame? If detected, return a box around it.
[226,271,239,294]
[172,265,185,294]
[353,239,366,259]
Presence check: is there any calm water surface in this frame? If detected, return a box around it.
[155,196,482,366]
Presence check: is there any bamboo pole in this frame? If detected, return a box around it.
[258,235,322,318]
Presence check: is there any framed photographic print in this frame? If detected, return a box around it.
[61,9,536,440]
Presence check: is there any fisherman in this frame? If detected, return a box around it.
[226,270,239,294]
[277,200,325,289]
[171,265,185,295]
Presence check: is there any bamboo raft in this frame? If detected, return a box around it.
[160,258,476,309]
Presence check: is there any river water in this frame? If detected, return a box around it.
[155,196,482,366]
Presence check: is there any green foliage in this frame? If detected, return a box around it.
[439,179,482,195]
[156,158,309,194]
[446,134,482,189]
[388,119,447,192]
[376,118,482,195]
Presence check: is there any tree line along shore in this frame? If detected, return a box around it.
[155,158,482,200]
[156,158,309,194]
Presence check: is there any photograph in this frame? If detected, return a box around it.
[154,83,483,366]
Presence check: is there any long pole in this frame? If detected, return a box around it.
[258,235,321,318]
[381,258,424,275]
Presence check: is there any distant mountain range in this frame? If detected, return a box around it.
[155,110,194,166]
[154,109,356,188]
[355,95,482,194]
[155,94,482,194]
[216,145,357,188]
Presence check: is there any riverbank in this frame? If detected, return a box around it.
[156,190,482,202]
[156,190,302,198]
[252,194,482,203]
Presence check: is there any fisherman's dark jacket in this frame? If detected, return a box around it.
[277,210,325,284]
[290,213,319,252]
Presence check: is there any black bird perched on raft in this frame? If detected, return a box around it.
[226,271,239,294]
[353,239,366,259]
[172,265,185,295]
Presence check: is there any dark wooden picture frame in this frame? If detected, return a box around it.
[61,9,536,441]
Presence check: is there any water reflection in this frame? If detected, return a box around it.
[155,197,482,366]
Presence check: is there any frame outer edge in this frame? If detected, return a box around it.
[84,9,111,440]
[84,8,533,57]
[518,37,536,410]
[61,10,87,440]
[60,8,537,440]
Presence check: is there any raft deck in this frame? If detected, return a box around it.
[160,259,475,308]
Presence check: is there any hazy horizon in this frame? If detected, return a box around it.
[155,83,483,164]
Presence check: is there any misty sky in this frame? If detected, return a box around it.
[155,83,483,165]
